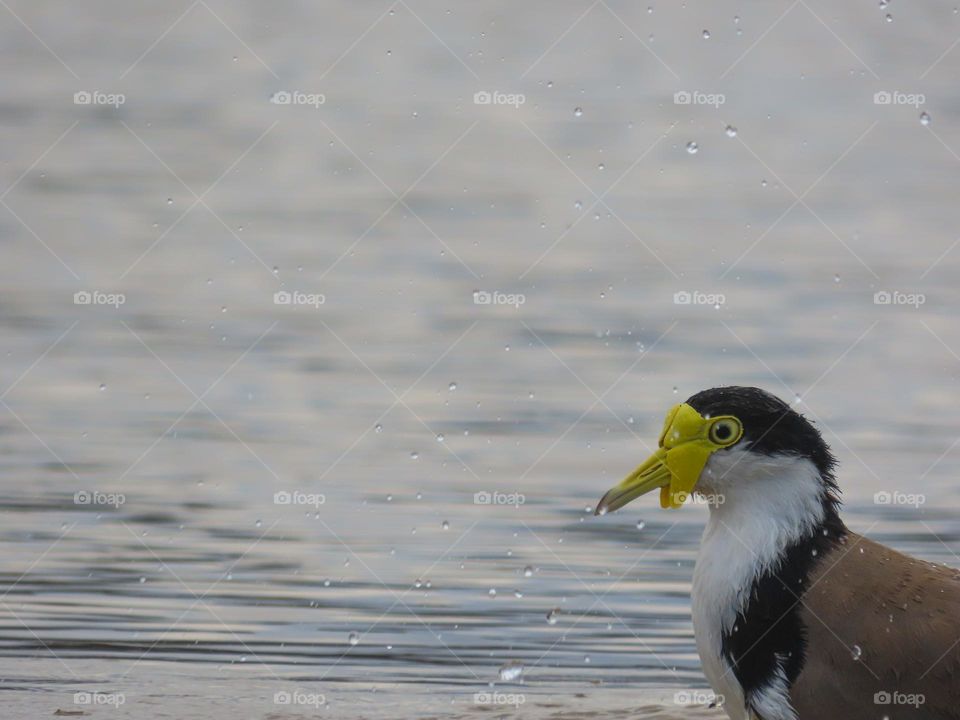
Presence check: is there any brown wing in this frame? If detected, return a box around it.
[790,532,960,719]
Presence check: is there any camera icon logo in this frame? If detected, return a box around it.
[873,290,891,305]
[874,691,891,704]
[474,91,492,105]
[274,691,292,705]
[673,290,692,305]
[74,491,91,505]
[274,491,292,505]
[74,291,92,305]
[473,290,492,305]
[674,91,692,105]
[270,91,292,105]
[274,291,292,305]
[873,91,892,105]
[873,491,892,505]
[474,491,492,505]
[74,91,92,105]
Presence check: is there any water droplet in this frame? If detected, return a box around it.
[725,125,738,138]
[574,200,583,210]
[488,588,497,597]
[348,632,360,646]
[686,141,699,154]
[546,608,561,625]
[436,433,445,442]
[139,576,146,583]
[410,451,419,460]
[920,111,931,126]
[166,198,173,205]
[597,162,605,171]
[573,107,583,117]
[99,384,107,392]
[498,661,524,682]
[442,520,450,530]
[375,424,383,433]
[523,566,534,577]
[672,386,678,394]
[702,29,711,39]
[448,382,457,391]
[851,644,862,660]
[636,520,646,530]
[885,13,893,21]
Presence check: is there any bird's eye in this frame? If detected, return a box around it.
[709,418,741,446]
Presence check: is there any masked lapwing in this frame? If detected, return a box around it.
[595,386,960,720]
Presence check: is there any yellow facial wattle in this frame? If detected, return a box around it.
[595,403,742,514]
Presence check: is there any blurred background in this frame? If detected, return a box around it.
[1,1,960,717]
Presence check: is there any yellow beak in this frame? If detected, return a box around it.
[595,403,736,514]
[595,446,675,513]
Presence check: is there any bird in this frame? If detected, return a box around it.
[594,386,960,720]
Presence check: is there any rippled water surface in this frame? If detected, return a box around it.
[3,2,960,718]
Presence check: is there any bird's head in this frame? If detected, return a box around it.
[595,386,838,514]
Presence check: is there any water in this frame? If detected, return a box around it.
[2,2,960,718]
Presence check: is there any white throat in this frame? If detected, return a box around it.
[691,449,826,720]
